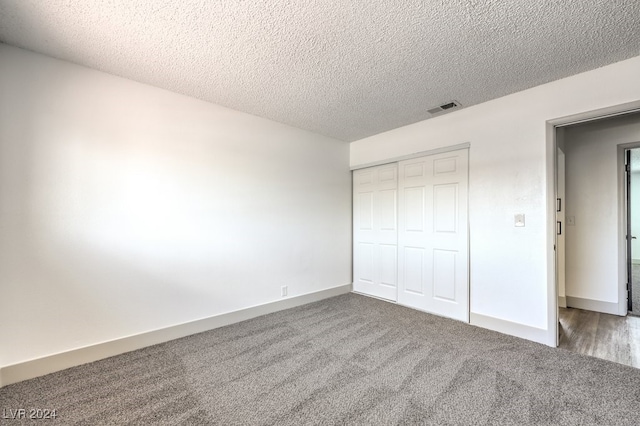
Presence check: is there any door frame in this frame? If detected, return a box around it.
[546,100,640,347]
[622,144,640,312]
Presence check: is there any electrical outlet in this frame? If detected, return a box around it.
[281,286,288,297]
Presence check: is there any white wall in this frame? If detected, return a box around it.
[0,44,351,368]
[351,54,640,342]
[563,115,640,306]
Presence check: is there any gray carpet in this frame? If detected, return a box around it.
[2,293,640,425]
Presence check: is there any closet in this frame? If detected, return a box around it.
[353,149,469,322]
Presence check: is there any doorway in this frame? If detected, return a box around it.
[552,109,640,363]
[626,148,640,316]
[555,116,635,318]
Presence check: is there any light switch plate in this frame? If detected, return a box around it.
[567,216,575,226]
[515,214,525,227]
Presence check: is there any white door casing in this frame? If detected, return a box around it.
[397,150,469,321]
[353,163,398,301]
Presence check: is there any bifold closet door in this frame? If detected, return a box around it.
[353,163,398,301]
[397,150,469,321]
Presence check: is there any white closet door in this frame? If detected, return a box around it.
[397,149,469,321]
[353,163,398,301]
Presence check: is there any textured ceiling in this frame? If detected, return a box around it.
[1,1,639,142]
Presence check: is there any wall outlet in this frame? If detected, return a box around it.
[281,286,288,297]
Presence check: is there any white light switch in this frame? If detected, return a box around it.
[567,216,575,226]
[515,214,525,227]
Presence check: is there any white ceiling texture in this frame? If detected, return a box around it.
[1,1,639,142]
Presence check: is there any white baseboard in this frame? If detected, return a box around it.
[0,284,352,388]
[470,313,549,346]
[565,296,619,315]
[350,293,550,346]
[558,296,567,308]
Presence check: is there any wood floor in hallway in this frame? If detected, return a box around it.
[559,307,640,368]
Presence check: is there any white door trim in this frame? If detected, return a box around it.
[619,143,640,315]
[351,142,470,171]
[546,100,640,347]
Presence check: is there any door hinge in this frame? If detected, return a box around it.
[626,164,631,172]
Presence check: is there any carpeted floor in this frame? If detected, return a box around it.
[2,293,640,425]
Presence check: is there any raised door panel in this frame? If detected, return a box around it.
[403,247,425,294]
[433,156,458,175]
[379,244,397,288]
[379,167,397,183]
[404,163,425,179]
[404,187,425,232]
[433,184,457,234]
[379,189,397,231]
[358,192,374,231]
[433,249,457,301]
[356,242,375,284]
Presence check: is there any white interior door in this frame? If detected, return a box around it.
[557,148,566,309]
[397,150,469,321]
[353,164,398,301]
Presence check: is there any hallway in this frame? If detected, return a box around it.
[559,307,640,368]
